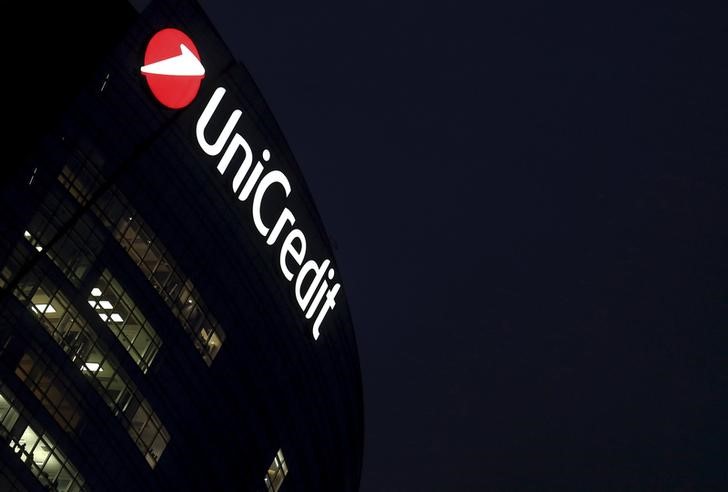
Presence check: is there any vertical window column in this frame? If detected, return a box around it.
[264,449,289,492]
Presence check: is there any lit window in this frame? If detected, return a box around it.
[265,449,289,492]
[0,384,87,491]
[88,269,162,374]
[128,400,171,468]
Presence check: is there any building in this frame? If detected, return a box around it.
[0,1,364,491]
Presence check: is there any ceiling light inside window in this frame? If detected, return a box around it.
[34,304,56,314]
[82,362,103,372]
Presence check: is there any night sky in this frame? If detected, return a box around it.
[199,2,728,490]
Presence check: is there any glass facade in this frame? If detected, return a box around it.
[59,162,225,365]
[7,267,170,469]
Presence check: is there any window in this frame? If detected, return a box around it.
[0,384,87,492]
[128,399,170,468]
[0,390,20,433]
[88,269,162,374]
[0,240,32,290]
[22,188,104,287]
[264,449,289,492]
[14,347,83,432]
[24,214,104,288]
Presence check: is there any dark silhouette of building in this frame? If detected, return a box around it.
[0,1,363,491]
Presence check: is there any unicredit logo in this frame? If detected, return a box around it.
[138,31,341,339]
[141,28,205,109]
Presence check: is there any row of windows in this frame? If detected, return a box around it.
[14,346,83,433]
[5,232,162,380]
[59,161,225,365]
[0,383,86,492]
[111,213,224,365]
[23,187,105,288]
[7,263,169,468]
[88,269,162,374]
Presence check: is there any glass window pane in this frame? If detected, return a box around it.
[0,394,19,432]
[265,449,288,492]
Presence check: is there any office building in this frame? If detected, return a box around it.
[0,1,363,490]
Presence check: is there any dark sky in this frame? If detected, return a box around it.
[199,2,728,490]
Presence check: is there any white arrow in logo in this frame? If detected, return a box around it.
[141,44,205,76]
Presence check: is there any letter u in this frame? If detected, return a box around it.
[196,87,242,156]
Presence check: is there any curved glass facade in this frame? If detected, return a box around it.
[0,0,363,490]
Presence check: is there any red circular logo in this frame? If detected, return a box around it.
[141,28,205,109]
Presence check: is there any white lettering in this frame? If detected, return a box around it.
[305,279,328,319]
[217,134,253,192]
[312,283,340,340]
[196,87,241,156]
[252,170,291,236]
[280,229,306,281]
[306,268,335,318]
[196,87,342,340]
[295,259,330,312]
[238,162,263,201]
[267,208,295,246]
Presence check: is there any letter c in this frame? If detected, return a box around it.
[252,170,291,236]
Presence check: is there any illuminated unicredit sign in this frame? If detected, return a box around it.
[195,89,341,340]
[141,29,341,340]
